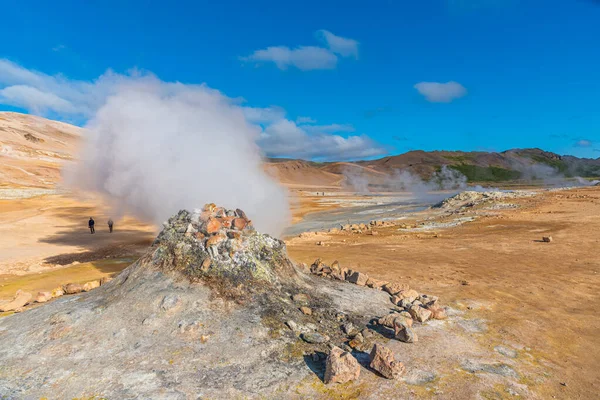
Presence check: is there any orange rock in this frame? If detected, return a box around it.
[369,344,406,379]
[324,346,361,384]
[63,283,83,295]
[206,233,226,247]
[199,211,212,222]
[82,280,101,292]
[218,217,234,229]
[206,218,222,234]
[0,290,32,312]
[35,291,52,303]
[232,218,248,230]
[203,203,216,212]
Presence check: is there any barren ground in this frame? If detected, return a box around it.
[0,187,599,398]
[287,187,600,399]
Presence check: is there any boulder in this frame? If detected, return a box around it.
[0,290,32,312]
[382,282,410,296]
[366,278,388,289]
[409,305,432,323]
[324,346,361,384]
[369,344,406,379]
[346,271,368,286]
[63,283,83,295]
[427,305,448,320]
[397,289,420,303]
[394,318,418,343]
[34,291,52,303]
[51,287,65,297]
[82,280,101,292]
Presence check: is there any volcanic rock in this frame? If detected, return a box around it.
[324,346,361,384]
[347,271,368,286]
[369,344,406,379]
[34,291,52,303]
[0,290,32,312]
[63,283,83,295]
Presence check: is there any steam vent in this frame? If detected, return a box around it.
[0,204,447,399]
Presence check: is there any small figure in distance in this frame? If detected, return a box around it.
[108,218,114,233]
[89,217,95,234]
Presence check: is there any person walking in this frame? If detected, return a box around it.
[88,217,95,234]
[108,218,114,233]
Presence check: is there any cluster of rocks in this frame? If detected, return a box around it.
[0,277,111,313]
[339,220,396,234]
[305,258,448,384]
[151,204,292,285]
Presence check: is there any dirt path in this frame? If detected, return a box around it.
[287,187,600,399]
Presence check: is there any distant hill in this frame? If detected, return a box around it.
[2,112,598,190]
[0,112,81,188]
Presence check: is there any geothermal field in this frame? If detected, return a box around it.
[1,112,599,399]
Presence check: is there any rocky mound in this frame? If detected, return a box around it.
[433,190,535,211]
[0,205,447,399]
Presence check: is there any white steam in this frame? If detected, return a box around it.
[65,77,290,236]
[343,165,468,198]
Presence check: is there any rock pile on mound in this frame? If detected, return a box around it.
[0,204,447,399]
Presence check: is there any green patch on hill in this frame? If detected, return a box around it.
[449,164,522,182]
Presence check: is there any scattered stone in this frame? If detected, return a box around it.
[542,236,553,243]
[427,305,447,320]
[346,271,368,286]
[34,291,52,303]
[300,306,312,316]
[382,282,410,296]
[63,283,83,295]
[0,290,33,312]
[409,305,432,323]
[397,289,419,303]
[369,344,406,379]
[378,313,402,328]
[82,280,101,292]
[366,278,388,289]
[342,322,359,336]
[394,318,417,343]
[324,346,361,384]
[301,332,329,344]
[51,287,65,298]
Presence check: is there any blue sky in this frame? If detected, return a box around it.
[1,0,599,160]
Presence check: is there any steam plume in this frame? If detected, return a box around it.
[65,77,290,236]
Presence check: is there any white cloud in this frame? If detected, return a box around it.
[243,106,286,123]
[241,46,337,71]
[575,139,593,148]
[414,81,467,103]
[296,116,316,124]
[0,85,76,114]
[301,123,355,134]
[258,119,383,161]
[0,59,383,162]
[241,30,358,71]
[316,30,359,58]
